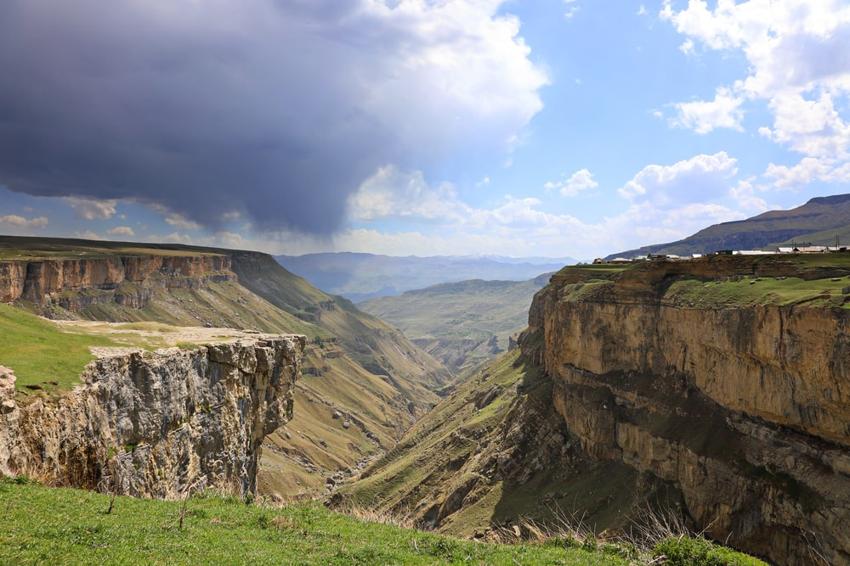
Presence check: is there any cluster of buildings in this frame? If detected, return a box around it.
[595,244,849,265]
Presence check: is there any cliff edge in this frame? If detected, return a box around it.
[0,335,305,498]
[526,256,850,564]
[346,255,850,566]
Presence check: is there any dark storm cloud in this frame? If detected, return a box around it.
[0,1,545,234]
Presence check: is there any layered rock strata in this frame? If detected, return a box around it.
[0,335,305,498]
[527,259,850,565]
[0,254,234,311]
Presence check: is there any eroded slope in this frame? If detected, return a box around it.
[0,236,449,498]
[347,255,850,566]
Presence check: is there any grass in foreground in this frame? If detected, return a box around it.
[1,479,630,565]
[0,479,768,565]
[0,304,117,390]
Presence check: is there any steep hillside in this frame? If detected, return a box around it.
[609,193,850,258]
[277,252,570,301]
[0,236,449,499]
[346,255,850,566]
[360,274,551,375]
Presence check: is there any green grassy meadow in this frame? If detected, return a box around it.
[0,304,116,390]
[665,276,850,308]
[1,479,632,566]
[0,478,766,565]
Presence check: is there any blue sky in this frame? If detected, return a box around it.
[1,0,849,258]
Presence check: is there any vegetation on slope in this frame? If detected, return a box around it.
[342,350,656,540]
[359,274,551,374]
[0,304,116,390]
[276,252,571,301]
[609,193,850,258]
[665,276,850,308]
[0,235,222,260]
[0,236,449,500]
[1,479,632,566]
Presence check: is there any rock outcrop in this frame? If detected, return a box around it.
[0,335,305,498]
[526,257,850,565]
[0,254,234,312]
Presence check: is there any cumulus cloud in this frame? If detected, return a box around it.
[73,230,105,241]
[618,152,738,204]
[64,197,118,220]
[765,156,850,188]
[0,215,49,229]
[349,166,470,223]
[107,226,135,237]
[661,0,850,174]
[544,169,599,196]
[342,155,745,258]
[671,87,745,134]
[0,0,547,236]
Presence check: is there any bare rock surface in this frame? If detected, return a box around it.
[526,259,850,565]
[0,335,305,498]
[0,254,234,311]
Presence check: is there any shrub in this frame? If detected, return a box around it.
[654,536,768,566]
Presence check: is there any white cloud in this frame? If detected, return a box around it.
[618,152,739,203]
[662,0,850,180]
[164,214,202,231]
[339,154,747,258]
[0,214,49,229]
[64,197,118,220]
[670,87,745,134]
[107,226,135,237]
[765,156,850,188]
[73,230,104,241]
[349,166,471,223]
[544,169,599,196]
[766,91,850,158]
[729,179,770,212]
[148,204,203,231]
[638,5,648,17]
[563,0,580,19]
[476,176,492,188]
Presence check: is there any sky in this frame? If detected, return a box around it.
[1,0,850,259]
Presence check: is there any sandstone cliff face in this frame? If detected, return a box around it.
[527,261,850,565]
[0,335,305,498]
[0,254,234,312]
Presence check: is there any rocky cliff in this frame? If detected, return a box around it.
[0,253,234,312]
[0,237,449,501]
[526,257,850,565]
[347,255,850,566]
[0,335,305,498]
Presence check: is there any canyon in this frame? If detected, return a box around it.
[3,236,849,565]
[0,237,447,500]
[347,255,850,566]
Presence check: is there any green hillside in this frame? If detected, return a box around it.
[609,193,850,258]
[0,304,116,390]
[277,252,571,301]
[341,350,643,540]
[0,236,449,500]
[360,273,551,375]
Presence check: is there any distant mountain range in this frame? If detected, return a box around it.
[276,252,573,301]
[608,193,850,259]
